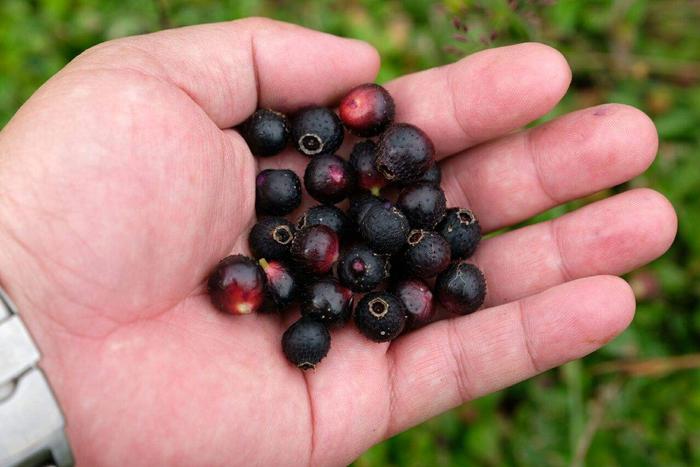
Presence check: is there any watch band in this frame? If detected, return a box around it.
[0,288,74,467]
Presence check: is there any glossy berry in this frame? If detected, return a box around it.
[239,108,289,157]
[435,261,487,315]
[304,154,356,204]
[259,259,297,312]
[291,106,344,156]
[297,205,351,239]
[403,230,451,278]
[376,123,435,182]
[415,164,442,185]
[301,278,354,326]
[207,255,266,315]
[349,140,386,195]
[359,204,410,255]
[339,83,395,137]
[255,169,302,216]
[394,278,435,329]
[437,208,482,259]
[282,317,331,370]
[337,244,389,292]
[248,216,295,260]
[397,182,447,229]
[354,292,406,342]
[348,193,389,227]
[290,225,340,275]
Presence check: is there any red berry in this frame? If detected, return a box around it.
[339,83,395,137]
[290,225,340,275]
[207,255,266,315]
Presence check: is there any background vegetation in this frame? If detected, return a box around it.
[1,0,698,465]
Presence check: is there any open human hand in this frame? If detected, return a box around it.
[0,19,676,466]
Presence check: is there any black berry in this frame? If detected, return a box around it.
[259,259,297,312]
[354,292,406,342]
[349,140,386,195]
[437,208,482,259]
[409,163,442,186]
[291,106,344,156]
[304,154,356,204]
[435,261,487,315]
[403,230,451,278]
[239,108,289,157]
[337,244,389,292]
[301,278,354,327]
[348,193,389,227]
[359,204,411,255]
[282,317,331,370]
[290,225,340,275]
[255,169,302,216]
[376,123,435,182]
[207,255,266,315]
[297,205,351,240]
[339,83,395,137]
[393,278,435,329]
[248,216,295,260]
[397,182,447,229]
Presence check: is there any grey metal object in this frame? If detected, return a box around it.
[0,288,74,467]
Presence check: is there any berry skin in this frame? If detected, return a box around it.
[297,205,351,240]
[349,140,386,195]
[337,244,389,292]
[239,108,289,157]
[397,182,447,229]
[348,193,389,227]
[354,291,406,342]
[248,216,295,260]
[255,169,302,216]
[376,123,435,182]
[282,317,331,370]
[304,154,356,204]
[291,106,344,156]
[437,208,482,259]
[207,255,266,315]
[290,225,340,275]
[301,278,354,326]
[259,259,298,312]
[359,204,411,255]
[435,261,487,315]
[414,164,442,185]
[339,83,395,137]
[403,230,451,278]
[393,278,435,329]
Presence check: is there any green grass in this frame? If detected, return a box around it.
[2,1,699,465]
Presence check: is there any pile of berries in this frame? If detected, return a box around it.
[207,83,486,370]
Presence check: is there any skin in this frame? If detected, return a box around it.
[0,18,676,467]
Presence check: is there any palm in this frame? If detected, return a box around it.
[0,19,675,466]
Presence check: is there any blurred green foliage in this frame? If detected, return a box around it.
[1,0,699,465]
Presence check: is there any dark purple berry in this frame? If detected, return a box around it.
[397,182,447,229]
[359,204,410,255]
[290,225,340,275]
[248,216,295,260]
[403,230,451,278]
[337,244,389,292]
[301,278,354,326]
[291,106,344,156]
[348,193,389,227]
[394,278,435,329]
[376,123,435,182]
[349,140,386,195]
[239,108,289,157]
[297,205,351,239]
[304,154,356,204]
[207,255,266,315]
[339,83,395,137]
[435,261,486,315]
[259,259,297,312]
[437,208,482,259]
[399,163,441,186]
[282,317,331,370]
[354,291,406,342]
[255,169,302,216]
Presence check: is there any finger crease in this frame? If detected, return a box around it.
[445,67,474,146]
[549,218,574,283]
[445,319,475,402]
[525,131,560,206]
[517,300,541,373]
